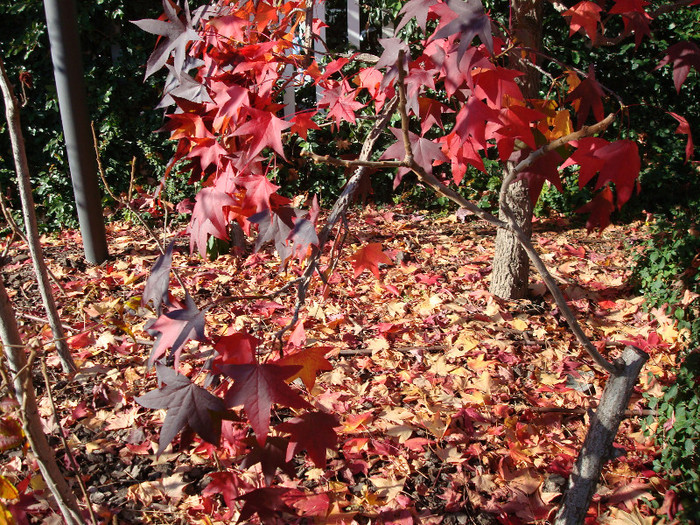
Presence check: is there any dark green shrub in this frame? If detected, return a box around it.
[0,0,175,230]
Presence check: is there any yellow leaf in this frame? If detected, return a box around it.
[511,317,528,331]
[0,501,15,525]
[0,476,18,500]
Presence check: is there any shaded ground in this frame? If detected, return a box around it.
[0,207,681,524]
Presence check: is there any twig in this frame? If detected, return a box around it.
[274,96,401,349]
[0,56,75,373]
[91,122,188,293]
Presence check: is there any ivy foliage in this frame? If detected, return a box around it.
[0,0,173,229]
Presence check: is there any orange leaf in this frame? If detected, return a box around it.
[276,346,333,389]
[349,243,393,278]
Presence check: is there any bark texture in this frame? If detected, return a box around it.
[489,0,543,299]
[554,346,648,525]
[0,277,84,524]
[490,177,533,298]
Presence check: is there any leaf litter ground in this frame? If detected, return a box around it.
[0,207,682,524]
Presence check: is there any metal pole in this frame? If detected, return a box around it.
[43,0,108,264]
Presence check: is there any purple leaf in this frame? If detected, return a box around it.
[146,293,206,367]
[136,364,225,455]
[142,240,175,316]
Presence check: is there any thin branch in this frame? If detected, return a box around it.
[91,123,188,293]
[274,96,400,348]
[0,56,75,373]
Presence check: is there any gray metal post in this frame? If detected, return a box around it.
[43,0,109,264]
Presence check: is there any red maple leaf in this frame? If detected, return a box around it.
[290,110,320,140]
[214,330,259,365]
[609,0,652,47]
[232,108,292,161]
[381,128,447,183]
[220,363,311,445]
[657,41,700,93]
[202,471,244,511]
[236,487,301,523]
[136,364,225,455]
[565,66,606,127]
[349,243,393,279]
[397,0,438,32]
[276,411,340,467]
[276,346,334,389]
[563,1,603,41]
[668,112,695,162]
[576,186,615,230]
[146,293,206,367]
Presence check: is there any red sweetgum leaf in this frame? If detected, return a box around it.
[276,346,334,389]
[576,186,615,230]
[293,493,331,518]
[432,0,493,57]
[381,128,447,181]
[656,41,700,93]
[290,110,320,140]
[249,207,304,262]
[232,109,292,161]
[202,471,243,510]
[276,411,339,467]
[397,0,438,32]
[668,112,695,162]
[562,0,603,41]
[565,139,640,208]
[565,66,606,127]
[287,217,320,261]
[349,243,393,278]
[0,416,23,452]
[239,436,295,485]
[320,85,366,128]
[131,0,200,79]
[236,174,282,213]
[214,330,259,365]
[220,363,311,445]
[187,187,238,257]
[236,487,300,523]
[146,293,206,367]
[609,0,652,47]
[136,364,225,455]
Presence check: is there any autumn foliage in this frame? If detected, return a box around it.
[126,0,699,521]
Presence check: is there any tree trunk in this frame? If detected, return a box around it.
[0,276,84,524]
[489,0,543,299]
[0,56,76,373]
[554,346,648,524]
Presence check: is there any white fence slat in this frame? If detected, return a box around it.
[347,0,361,48]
